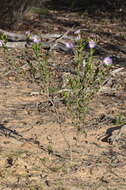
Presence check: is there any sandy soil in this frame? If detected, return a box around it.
[0,7,126,190]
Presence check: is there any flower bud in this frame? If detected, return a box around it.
[33,35,41,43]
[65,42,74,49]
[88,40,96,49]
[103,57,112,65]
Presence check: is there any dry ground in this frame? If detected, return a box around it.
[0,7,126,190]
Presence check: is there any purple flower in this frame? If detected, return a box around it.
[103,57,112,65]
[88,40,96,49]
[33,35,41,43]
[74,29,81,34]
[65,42,74,49]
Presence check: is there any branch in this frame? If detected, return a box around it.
[0,29,27,41]
[0,29,75,52]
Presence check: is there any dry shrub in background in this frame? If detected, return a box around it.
[0,0,48,27]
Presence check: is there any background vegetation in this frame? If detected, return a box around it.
[0,0,125,28]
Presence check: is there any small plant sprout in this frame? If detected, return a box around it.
[103,57,112,65]
[27,34,50,94]
[32,35,42,57]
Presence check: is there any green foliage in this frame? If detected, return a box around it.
[0,33,8,49]
[29,43,50,94]
[62,37,112,130]
[0,31,112,131]
[114,114,126,125]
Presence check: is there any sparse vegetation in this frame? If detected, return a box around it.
[0,1,126,189]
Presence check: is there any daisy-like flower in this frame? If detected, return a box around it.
[65,42,74,49]
[88,40,96,49]
[33,35,41,43]
[103,57,112,65]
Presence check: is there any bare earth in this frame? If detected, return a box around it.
[0,8,126,190]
